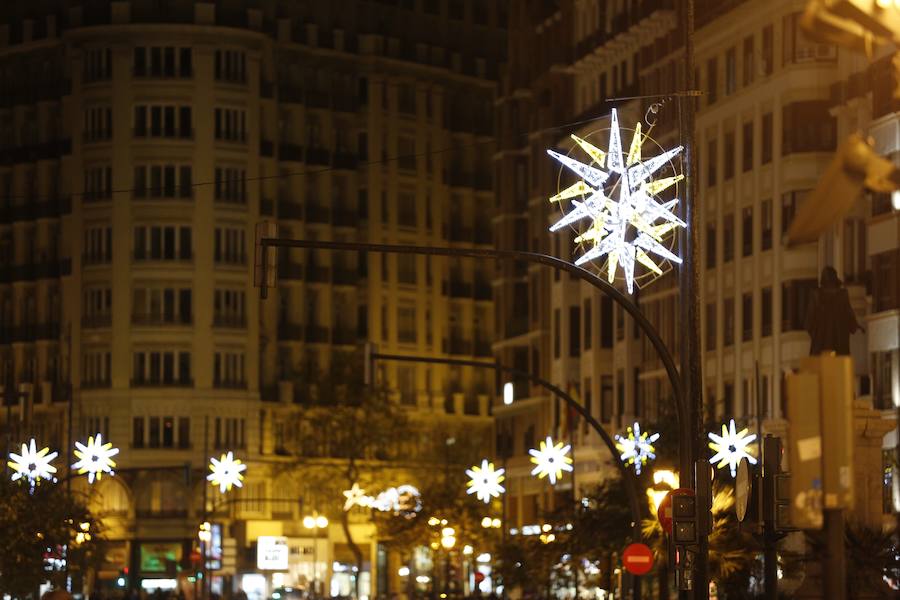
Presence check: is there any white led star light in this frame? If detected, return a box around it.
[72,433,119,484]
[207,451,247,493]
[614,422,660,475]
[343,483,369,511]
[547,109,685,293]
[8,439,58,487]
[465,459,506,503]
[708,419,758,478]
[529,436,574,485]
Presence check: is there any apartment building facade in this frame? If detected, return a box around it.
[0,1,504,596]
[494,0,897,546]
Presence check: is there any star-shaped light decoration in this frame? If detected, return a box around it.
[547,109,685,293]
[72,433,119,484]
[8,439,58,488]
[465,459,506,503]
[343,483,370,511]
[529,436,574,485]
[708,419,758,478]
[207,451,247,493]
[614,422,660,475]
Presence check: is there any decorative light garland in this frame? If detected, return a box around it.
[465,459,506,503]
[547,108,685,293]
[72,433,119,484]
[614,422,660,475]
[8,439,58,488]
[529,436,573,485]
[207,451,247,493]
[708,419,757,477]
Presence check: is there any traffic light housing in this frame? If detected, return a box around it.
[672,493,698,545]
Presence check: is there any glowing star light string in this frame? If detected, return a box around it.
[614,422,660,475]
[529,436,574,485]
[72,433,119,484]
[207,451,247,493]
[465,459,506,503]
[8,439,58,488]
[547,108,685,294]
[708,419,758,478]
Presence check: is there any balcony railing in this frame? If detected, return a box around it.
[132,313,193,326]
[213,379,248,389]
[82,314,112,328]
[278,323,304,341]
[446,337,472,355]
[130,378,193,388]
[213,314,247,328]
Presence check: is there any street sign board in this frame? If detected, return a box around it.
[622,543,654,575]
[657,487,694,534]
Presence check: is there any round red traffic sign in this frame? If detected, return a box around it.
[622,543,654,575]
[656,488,695,534]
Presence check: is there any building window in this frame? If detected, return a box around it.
[742,292,753,342]
[554,309,561,359]
[706,224,717,269]
[213,351,246,388]
[132,417,145,448]
[397,254,417,285]
[214,417,246,450]
[397,191,416,227]
[133,46,192,78]
[742,121,753,172]
[761,199,773,250]
[761,112,773,164]
[83,349,111,387]
[872,249,900,313]
[84,47,112,82]
[705,302,717,350]
[214,167,246,204]
[83,287,112,327]
[725,47,736,95]
[132,350,192,386]
[214,49,246,83]
[398,136,416,170]
[84,106,112,142]
[783,12,836,64]
[706,57,717,105]
[214,288,246,327]
[84,226,112,265]
[132,287,192,325]
[842,219,867,285]
[213,227,246,264]
[583,298,592,351]
[134,225,193,261]
[723,213,734,263]
[874,351,895,410]
[600,376,613,424]
[781,279,818,331]
[398,305,416,343]
[707,138,717,187]
[569,306,581,358]
[742,35,754,86]
[724,130,735,180]
[723,298,734,346]
[782,101,836,155]
[742,206,753,257]
[762,25,774,75]
[84,165,112,202]
[214,108,247,142]
[134,164,192,199]
[133,104,192,138]
[600,297,613,348]
[761,287,772,337]
[781,190,810,235]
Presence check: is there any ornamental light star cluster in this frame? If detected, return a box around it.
[465,459,506,503]
[207,451,247,493]
[72,433,119,484]
[8,439,58,488]
[529,436,574,485]
[708,419,758,477]
[615,422,660,475]
[546,109,685,293]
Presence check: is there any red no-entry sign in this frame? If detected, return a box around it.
[622,543,654,575]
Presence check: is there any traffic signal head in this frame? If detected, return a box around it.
[672,495,697,545]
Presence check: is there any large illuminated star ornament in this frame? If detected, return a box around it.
[207,451,247,493]
[72,433,119,484]
[614,422,660,475]
[466,459,506,503]
[8,439,58,487]
[547,109,685,293]
[708,419,758,478]
[529,436,574,485]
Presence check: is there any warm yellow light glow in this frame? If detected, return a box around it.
[529,436,574,485]
[466,459,506,503]
[441,527,455,537]
[541,523,552,533]
[481,517,492,528]
[303,516,316,529]
[491,518,501,528]
[207,451,246,493]
[440,535,456,549]
[429,517,442,527]
[315,515,328,529]
[463,545,473,555]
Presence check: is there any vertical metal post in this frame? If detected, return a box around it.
[203,415,210,600]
